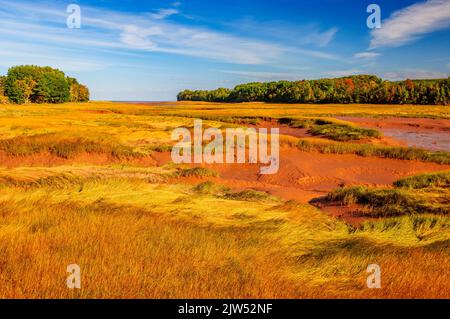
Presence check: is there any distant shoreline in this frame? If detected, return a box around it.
[110,100,176,103]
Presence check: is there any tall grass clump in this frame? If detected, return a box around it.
[0,134,140,159]
[0,173,85,190]
[176,167,219,178]
[308,124,381,141]
[327,186,448,217]
[223,189,276,202]
[193,181,230,195]
[279,117,381,141]
[297,139,450,164]
[394,171,450,189]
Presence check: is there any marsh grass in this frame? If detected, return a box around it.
[0,172,448,298]
[176,167,219,178]
[167,114,267,125]
[297,139,450,164]
[279,117,381,141]
[223,189,277,202]
[193,181,230,195]
[0,134,140,159]
[0,101,449,298]
[327,171,449,217]
[308,124,380,141]
[149,144,173,153]
[0,173,84,189]
[394,171,450,189]
[327,187,447,217]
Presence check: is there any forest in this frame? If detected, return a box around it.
[0,65,89,104]
[177,75,450,105]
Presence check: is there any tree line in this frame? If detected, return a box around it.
[0,65,90,104]
[177,75,450,105]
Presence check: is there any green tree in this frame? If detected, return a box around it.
[0,76,8,104]
[4,65,88,104]
[177,75,449,105]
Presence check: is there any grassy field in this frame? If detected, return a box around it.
[0,101,448,298]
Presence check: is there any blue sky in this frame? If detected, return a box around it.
[0,0,449,101]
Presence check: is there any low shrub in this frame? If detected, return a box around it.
[223,189,274,202]
[176,167,219,178]
[394,171,450,189]
[326,186,448,217]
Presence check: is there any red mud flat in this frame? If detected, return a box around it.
[336,116,450,151]
[249,120,407,148]
[154,147,449,202]
[309,200,380,227]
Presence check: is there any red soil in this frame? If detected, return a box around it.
[336,116,450,133]
[337,116,450,151]
[309,201,379,227]
[154,146,448,202]
[205,147,448,202]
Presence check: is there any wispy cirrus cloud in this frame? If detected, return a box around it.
[229,18,338,47]
[381,69,449,80]
[370,0,450,49]
[148,8,179,20]
[0,0,339,66]
[218,70,305,81]
[323,69,364,77]
[354,52,380,59]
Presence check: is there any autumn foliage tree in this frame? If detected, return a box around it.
[0,76,8,104]
[67,77,90,102]
[178,75,450,105]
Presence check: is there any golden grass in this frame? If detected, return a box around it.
[0,171,448,298]
[0,101,448,298]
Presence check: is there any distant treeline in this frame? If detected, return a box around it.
[177,75,450,105]
[0,65,89,104]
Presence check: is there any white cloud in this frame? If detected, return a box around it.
[230,18,338,47]
[381,70,448,80]
[354,52,380,59]
[0,0,342,68]
[148,8,179,20]
[218,70,303,81]
[0,1,288,65]
[120,25,161,49]
[323,69,364,77]
[370,0,450,49]
[310,27,338,47]
[292,48,340,61]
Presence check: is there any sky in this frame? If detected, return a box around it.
[0,0,449,101]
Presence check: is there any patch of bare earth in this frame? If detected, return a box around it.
[157,145,448,224]
[310,199,378,227]
[206,147,449,202]
[336,116,450,151]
